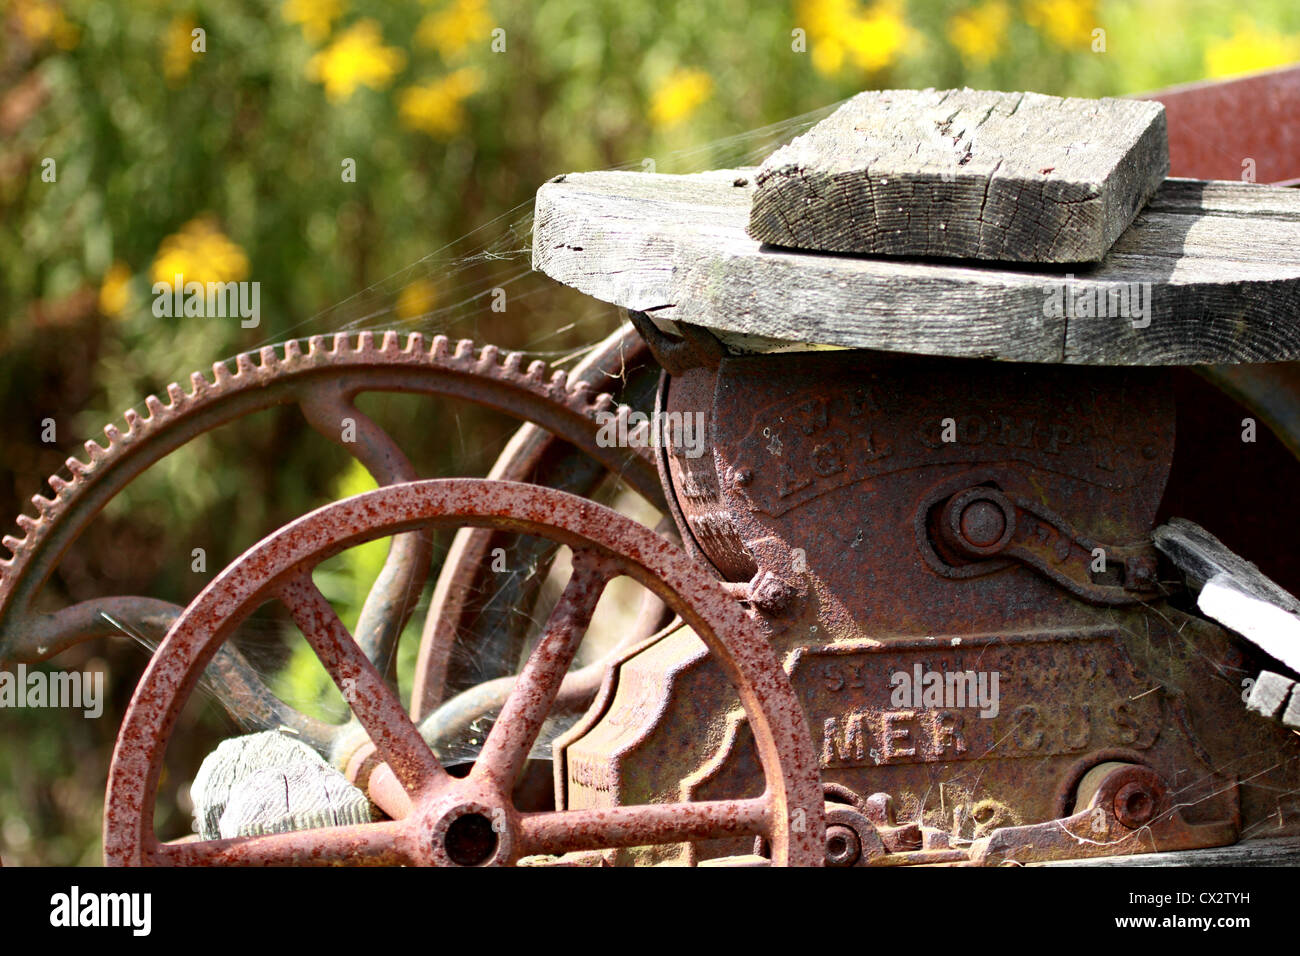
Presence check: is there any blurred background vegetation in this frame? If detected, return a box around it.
[1,0,1298,864]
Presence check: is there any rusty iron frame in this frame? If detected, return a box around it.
[1142,64,1300,186]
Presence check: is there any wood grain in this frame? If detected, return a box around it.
[191,730,372,840]
[748,89,1168,263]
[1154,517,1300,610]
[1038,836,1300,866]
[533,169,1300,365]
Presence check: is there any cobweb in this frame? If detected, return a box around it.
[109,100,845,764]
[249,99,845,364]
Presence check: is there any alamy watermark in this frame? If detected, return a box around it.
[1043,276,1151,329]
[0,664,103,718]
[152,273,260,327]
[595,409,706,459]
[890,663,1000,718]
[50,886,151,936]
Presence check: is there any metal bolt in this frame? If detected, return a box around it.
[1113,781,1157,828]
[1124,554,1158,591]
[734,467,753,487]
[862,792,897,826]
[824,824,861,866]
[748,570,797,616]
[938,487,1014,559]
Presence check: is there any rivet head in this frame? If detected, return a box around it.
[958,499,1006,548]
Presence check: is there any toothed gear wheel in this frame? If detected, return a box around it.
[0,326,662,750]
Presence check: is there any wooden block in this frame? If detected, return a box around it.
[533,170,1300,365]
[1199,580,1300,681]
[1246,670,1296,720]
[191,730,371,840]
[220,765,373,839]
[748,89,1168,263]
[1283,691,1300,730]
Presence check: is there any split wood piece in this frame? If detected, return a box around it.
[533,170,1300,365]
[1199,576,1300,679]
[191,730,373,841]
[748,89,1168,263]
[1154,518,1300,609]
[1285,688,1300,729]
[1246,670,1296,721]
[1155,518,1300,679]
[220,765,373,839]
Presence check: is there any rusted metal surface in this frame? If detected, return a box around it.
[931,484,1162,603]
[1199,362,1300,461]
[551,344,1300,864]
[102,479,825,866]
[1143,65,1300,185]
[418,596,674,763]
[668,349,1173,627]
[969,762,1239,865]
[0,328,660,747]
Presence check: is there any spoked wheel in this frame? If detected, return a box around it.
[103,479,824,866]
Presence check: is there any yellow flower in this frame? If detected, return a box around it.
[151,217,249,287]
[842,0,910,72]
[1023,0,1095,48]
[650,69,713,129]
[282,0,345,43]
[99,262,133,318]
[399,67,483,137]
[416,0,492,58]
[799,0,912,75]
[1205,19,1300,79]
[948,1,1010,66]
[163,16,198,85]
[307,19,406,102]
[395,278,438,320]
[14,1,79,50]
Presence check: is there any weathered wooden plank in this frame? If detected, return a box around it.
[748,89,1168,263]
[1038,836,1300,866]
[1200,578,1300,678]
[532,170,1300,365]
[1154,518,1300,610]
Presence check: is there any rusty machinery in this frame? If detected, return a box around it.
[4,71,1300,866]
